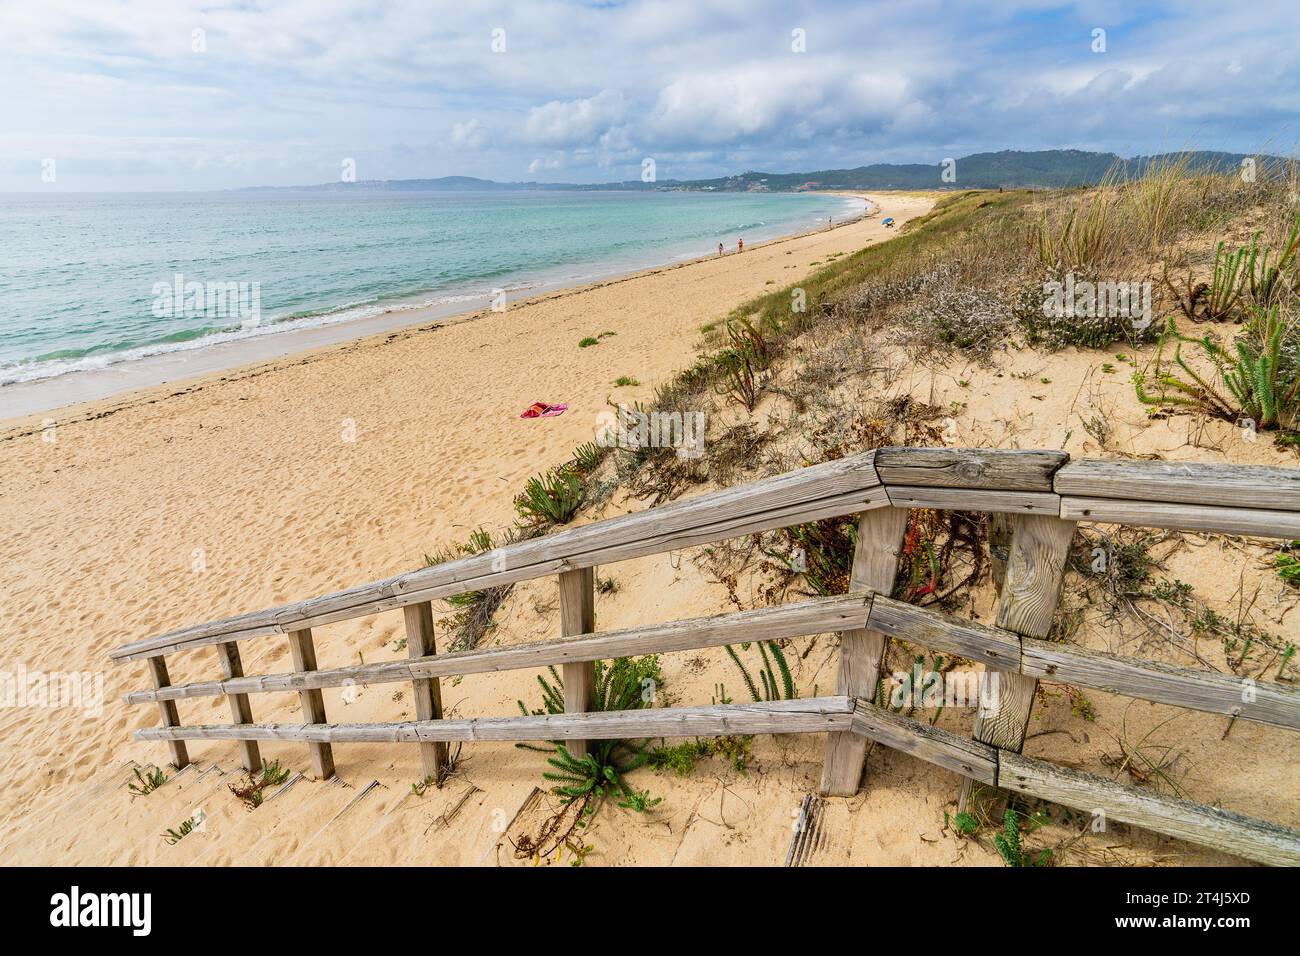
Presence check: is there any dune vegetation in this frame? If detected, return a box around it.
[425,156,1299,865]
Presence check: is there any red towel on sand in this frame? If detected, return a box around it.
[520,402,568,419]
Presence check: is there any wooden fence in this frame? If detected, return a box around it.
[111,448,1300,866]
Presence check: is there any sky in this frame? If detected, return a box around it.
[1,0,1297,191]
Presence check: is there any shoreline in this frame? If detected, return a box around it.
[0,192,872,425]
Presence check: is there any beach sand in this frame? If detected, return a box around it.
[0,194,957,865]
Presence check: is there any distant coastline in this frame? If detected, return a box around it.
[234,149,1283,194]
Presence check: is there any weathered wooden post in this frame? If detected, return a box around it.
[403,600,447,783]
[820,507,910,795]
[959,513,1075,813]
[216,641,261,773]
[987,513,1013,593]
[147,656,190,770]
[559,567,597,759]
[287,628,335,779]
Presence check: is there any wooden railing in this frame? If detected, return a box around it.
[111,448,1300,865]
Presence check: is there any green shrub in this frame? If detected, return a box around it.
[1165,240,1248,322]
[772,518,857,596]
[648,736,753,775]
[162,817,198,845]
[725,317,772,370]
[1247,218,1300,308]
[421,526,524,650]
[228,758,292,809]
[1278,544,1300,586]
[1134,308,1299,432]
[543,743,653,816]
[617,788,662,812]
[714,344,760,410]
[725,641,795,702]
[571,441,605,475]
[514,466,585,525]
[1016,277,1156,350]
[519,656,663,718]
[993,809,1052,867]
[517,656,665,819]
[1166,221,1300,321]
[128,766,166,796]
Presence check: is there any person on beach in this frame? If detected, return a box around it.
[738,238,744,253]
[718,242,724,256]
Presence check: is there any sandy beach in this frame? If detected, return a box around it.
[3,181,1297,868]
[5,180,1294,874]
[0,193,948,865]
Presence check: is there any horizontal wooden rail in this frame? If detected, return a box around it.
[111,452,885,661]
[884,487,1060,516]
[851,702,999,784]
[136,696,856,743]
[846,703,1300,867]
[1053,458,1300,511]
[125,593,874,704]
[112,449,1300,664]
[125,588,1300,733]
[1059,497,1300,538]
[866,596,1300,731]
[873,448,1068,491]
[997,750,1300,868]
[1054,456,1300,539]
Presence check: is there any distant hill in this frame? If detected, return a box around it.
[668,150,1272,190]
[240,174,533,192]
[242,150,1277,193]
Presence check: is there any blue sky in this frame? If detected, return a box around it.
[2,0,1296,191]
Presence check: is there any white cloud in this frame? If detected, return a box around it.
[450,120,487,150]
[522,90,627,148]
[643,61,910,147]
[0,0,1297,189]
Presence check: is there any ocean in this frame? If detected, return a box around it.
[0,189,858,396]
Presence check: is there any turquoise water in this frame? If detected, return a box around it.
[0,190,856,386]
